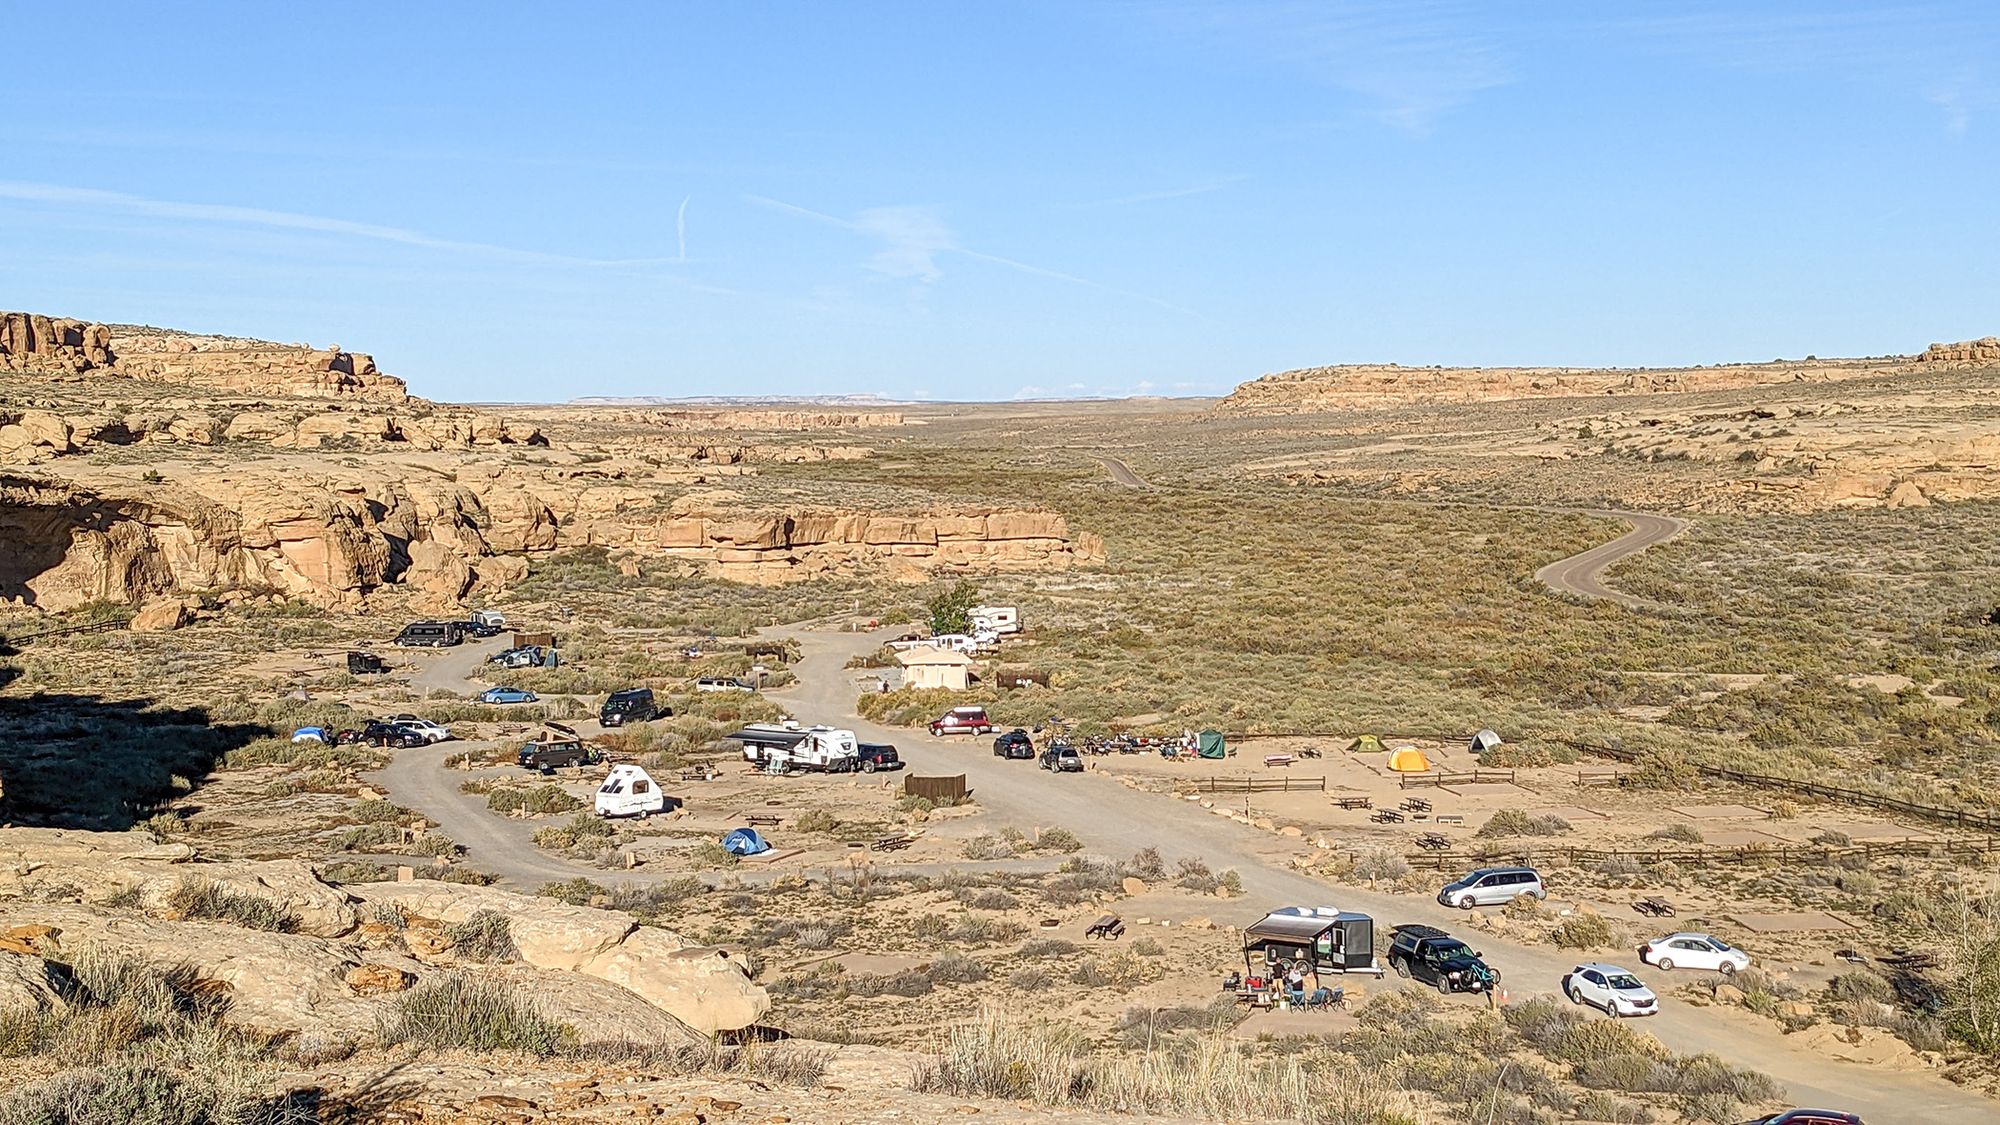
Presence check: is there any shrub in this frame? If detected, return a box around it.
[927,954,989,984]
[163,877,296,933]
[1018,939,1079,959]
[690,841,740,868]
[537,877,607,906]
[793,809,838,834]
[1129,937,1164,957]
[1007,967,1054,991]
[1595,854,1645,878]
[846,970,934,998]
[488,785,583,816]
[445,911,516,963]
[1646,823,1703,844]
[349,798,407,824]
[1550,912,1616,951]
[1031,827,1082,853]
[381,976,575,1055]
[1127,847,1167,881]
[962,834,1015,860]
[1827,970,1894,1005]
[335,823,402,852]
[959,888,1018,911]
[1478,809,1572,837]
[1351,848,1410,882]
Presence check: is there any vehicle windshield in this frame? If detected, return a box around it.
[1608,974,1644,990]
[1430,941,1470,959]
[1705,937,1733,951]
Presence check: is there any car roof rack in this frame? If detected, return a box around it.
[1391,923,1450,939]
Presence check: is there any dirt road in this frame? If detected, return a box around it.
[764,621,1990,1123]
[1533,509,1687,609]
[1097,456,1149,488]
[407,636,510,698]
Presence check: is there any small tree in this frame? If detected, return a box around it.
[1934,882,2000,1052]
[928,579,980,636]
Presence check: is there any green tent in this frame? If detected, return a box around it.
[1197,729,1227,759]
[1346,734,1386,754]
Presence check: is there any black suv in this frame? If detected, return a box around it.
[600,687,661,727]
[519,740,598,771]
[358,720,426,749]
[993,729,1035,759]
[852,743,903,773]
[1387,924,1500,995]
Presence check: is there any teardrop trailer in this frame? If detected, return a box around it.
[595,763,667,818]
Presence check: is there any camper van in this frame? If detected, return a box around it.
[394,620,465,648]
[595,763,666,818]
[1242,907,1385,978]
[724,722,859,773]
[970,605,1020,636]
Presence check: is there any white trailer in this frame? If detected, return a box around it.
[595,763,666,818]
[971,605,1020,635]
[725,722,859,773]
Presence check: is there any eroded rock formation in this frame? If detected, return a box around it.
[1,310,407,399]
[1919,337,2000,365]
[0,313,113,374]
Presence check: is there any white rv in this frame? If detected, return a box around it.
[595,763,666,818]
[724,722,860,773]
[971,605,1020,636]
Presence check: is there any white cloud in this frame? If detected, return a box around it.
[853,205,957,282]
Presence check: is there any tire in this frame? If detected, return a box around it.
[1719,962,1737,977]
[861,760,878,773]
[1455,895,1476,910]
[1530,889,1547,901]
[1435,976,1451,995]
[1656,958,1675,972]
[1392,958,1411,979]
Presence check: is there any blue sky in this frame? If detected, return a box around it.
[3,2,1996,402]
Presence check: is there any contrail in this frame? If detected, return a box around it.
[676,195,690,263]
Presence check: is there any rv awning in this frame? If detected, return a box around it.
[723,728,809,748]
[1245,913,1336,943]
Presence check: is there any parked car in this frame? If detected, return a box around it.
[929,707,993,736]
[388,716,452,744]
[1640,932,1751,975]
[359,720,426,749]
[490,645,545,669]
[993,729,1035,759]
[600,687,659,727]
[1436,866,1546,910]
[1386,924,1499,994]
[346,650,388,675]
[695,676,754,693]
[394,620,464,647]
[464,610,507,637]
[1562,963,1659,1018]
[851,742,903,772]
[1040,745,1083,772]
[519,738,598,772]
[1738,1112,1863,1125]
[480,686,538,705]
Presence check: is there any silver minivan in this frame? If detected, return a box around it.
[1437,866,1546,909]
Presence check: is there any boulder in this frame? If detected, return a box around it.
[128,598,190,632]
[344,963,414,995]
[579,928,768,1036]
[0,951,64,1012]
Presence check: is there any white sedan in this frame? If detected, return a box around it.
[1563,963,1658,1018]
[1639,932,1751,975]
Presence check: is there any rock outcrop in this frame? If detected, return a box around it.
[1,311,407,399]
[1919,337,2000,365]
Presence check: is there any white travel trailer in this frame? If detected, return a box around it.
[595,763,666,818]
[970,605,1020,636]
[725,722,860,773]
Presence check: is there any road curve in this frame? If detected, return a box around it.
[1533,509,1688,609]
[1097,456,1149,488]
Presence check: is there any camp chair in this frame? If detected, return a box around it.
[1285,984,1307,1008]
[1307,986,1344,1011]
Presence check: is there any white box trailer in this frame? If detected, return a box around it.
[971,605,1019,635]
[725,722,859,773]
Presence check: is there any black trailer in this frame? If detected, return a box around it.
[346,650,388,675]
[1242,909,1384,978]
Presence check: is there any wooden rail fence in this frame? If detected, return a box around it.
[1403,834,2000,871]
[1174,776,1328,795]
[1401,769,1516,789]
[0,617,126,645]
[1555,739,2000,834]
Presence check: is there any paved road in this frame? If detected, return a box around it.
[1097,456,1149,488]
[1533,509,1688,609]
[761,622,1992,1123]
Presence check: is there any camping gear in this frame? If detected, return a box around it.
[291,727,328,743]
[1346,734,1387,754]
[595,763,665,818]
[721,827,770,856]
[1197,729,1228,759]
[1470,729,1503,754]
[1242,907,1384,978]
[1386,745,1431,772]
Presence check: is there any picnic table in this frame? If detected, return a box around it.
[1435,814,1465,826]
[1416,832,1451,851]
[872,833,914,853]
[742,814,782,828]
[1085,914,1125,940]
[1332,796,1373,810]
[679,766,716,782]
[1298,746,1322,759]
[1263,754,1294,768]
[1370,809,1405,824]
[1401,797,1433,814]
[1633,896,1676,918]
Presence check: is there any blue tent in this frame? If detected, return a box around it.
[721,827,770,856]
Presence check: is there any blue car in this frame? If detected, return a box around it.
[480,686,539,705]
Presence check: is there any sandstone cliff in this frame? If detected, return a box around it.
[1216,356,1904,413]
[1,310,407,399]
[1918,337,2000,365]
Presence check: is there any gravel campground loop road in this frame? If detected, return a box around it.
[369,619,1992,1120]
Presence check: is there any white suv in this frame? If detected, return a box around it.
[1639,932,1750,975]
[1563,963,1658,1018]
[391,716,452,744]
